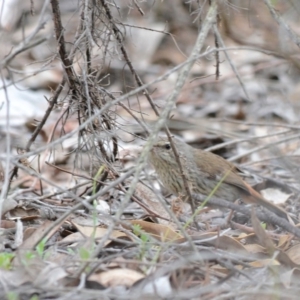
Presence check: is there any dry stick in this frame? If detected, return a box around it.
[0,45,282,92]
[79,56,113,187]
[101,88,150,134]
[0,74,12,219]
[114,21,188,60]
[0,2,53,197]
[45,162,103,183]
[50,0,76,84]
[264,0,300,48]
[0,0,50,68]
[9,0,76,182]
[213,25,251,101]
[79,0,219,273]
[0,37,48,69]
[83,0,93,75]
[205,129,291,153]
[228,132,300,162]
[218,119,300,130]
[204,129,300,190]
[27,81,65,152]
[81,65,118,168]
[214,7,221,80]
[11,160,90,204]
[9,80,65,183]
[200,126,295,151]
[230,220,290,240]
[46,162,167,220]
[68,4,86,62]
[30,168,136,249]
[133,0,144,15]
[188,56,286,94]
[223,130,300,196]
[243,154,300,167]
[192,194,300,239]
[33,180,90,201]
[100,0,158,116]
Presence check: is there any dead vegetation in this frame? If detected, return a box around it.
[1,0,300,299]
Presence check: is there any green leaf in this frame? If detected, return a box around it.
[36,238,47,257]
[79,247,91,260]
[6,291,19,300]
[0,252,14,270]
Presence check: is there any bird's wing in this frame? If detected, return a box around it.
[198,150,251,194]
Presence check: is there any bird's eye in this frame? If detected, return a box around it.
[164,143,171,150]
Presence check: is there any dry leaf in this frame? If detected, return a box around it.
[249,259,280,268]
[251,209,299,268]
[129,220,182,242]
[8,207,40,221]
[280,268,300,288]
[0,220,16,229]
[71,221,129,246]
[277,234,291,249]
[244,244,267,254]
[0,269,29,288]
[261,188,292,205]
[1,198,17,216]
[61,231,85,244]
[34,262,67,288]
[286,244,300,265]
[251,208,275,254]
[134,182,172,226]
[89,268,144,287]
[19,220,60,250]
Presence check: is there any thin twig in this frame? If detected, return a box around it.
[213,25,251,101]
[192,194,300,239]
[50,0,76,84]
[264,0,300,48]
[9,80,66,182]
[228,132,300,162]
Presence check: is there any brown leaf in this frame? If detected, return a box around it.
[129,220,182,242]
[135,182,172,226]
[71,221,129,246]
[286,244,300,265]
[189,233,249,254]
[8,207,40,221]
[251,208,275,254]
[0,220,16,229]
[244,244,266,254]
[251,208,299,268]
[19,220,60,250]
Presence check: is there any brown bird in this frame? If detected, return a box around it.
[149,136,288,220]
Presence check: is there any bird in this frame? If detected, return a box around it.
[148,136,288,220]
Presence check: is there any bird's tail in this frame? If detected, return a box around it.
[246,186,289,221]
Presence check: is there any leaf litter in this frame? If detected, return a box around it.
[1,1,300,299]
